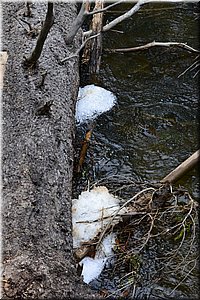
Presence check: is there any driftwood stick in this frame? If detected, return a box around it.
[161,150,200,184]
[108,41,200,54]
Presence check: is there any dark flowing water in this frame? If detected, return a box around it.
[76,2,199,299]
[94,2,199,195]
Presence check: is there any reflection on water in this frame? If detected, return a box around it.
[76,2,199,299]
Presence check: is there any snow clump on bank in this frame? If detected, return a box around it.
[75,84,116,124]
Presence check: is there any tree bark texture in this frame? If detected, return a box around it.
[82,0,104,77]
[2,2,96,299]
[89,0,104,75]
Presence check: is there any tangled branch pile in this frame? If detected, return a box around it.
[86,178,198,298]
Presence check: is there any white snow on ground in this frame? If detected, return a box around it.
[75,84,116,123]
[79,256,106,284]
[72,186,126,284]
[72,186,124,249]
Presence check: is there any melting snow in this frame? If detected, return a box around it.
[79,233,116,284]
[79,256,106,284]
[75,84,116,124]
[72,186,126,284]
[72,186,124,249]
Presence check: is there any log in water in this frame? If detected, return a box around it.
[161,150,199,184]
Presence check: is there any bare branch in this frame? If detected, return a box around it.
[86,0,125,16]
[102,0,150,32]
[108,41,200,54]
[64,1,88,45]
[161,150,200,184]
[61,33,100,63]
[178,55,200,78]
[169,259,197,296]
[65,0,124,44]
[83,0,150,37]
[24,2,54,67]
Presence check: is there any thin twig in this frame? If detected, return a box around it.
[108,41,200,54]
[168,259,197,296]
[86,0,125,16]
[96,187,156,251]
[137,212,158,252]
[84,0,150,37]
[20,18,33,31]
[178,55,200,77]
[61,33,100,63]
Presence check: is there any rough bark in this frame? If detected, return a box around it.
[88,0,104,75]
[2,2,97,299]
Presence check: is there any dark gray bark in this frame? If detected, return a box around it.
[2,2,97,298]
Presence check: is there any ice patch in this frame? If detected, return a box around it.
[75,84,116,124]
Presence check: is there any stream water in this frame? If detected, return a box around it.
[75,2,199,299]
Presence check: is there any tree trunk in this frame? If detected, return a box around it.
[88,0,104,75]
[82,0,104,80]
[2,2,97,298]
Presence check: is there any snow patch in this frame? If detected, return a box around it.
[72,186,126,284]
[79,256,106,284]
[75,84,116,124]
[79,233,116,284]
[72,186,124,249]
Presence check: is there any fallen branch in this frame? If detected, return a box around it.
[65,0,124,44]
[178,54,200,78]
[161,149,200,184]
[108,41,200,54]
[24,2,54,67]
[84,0,150,37]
